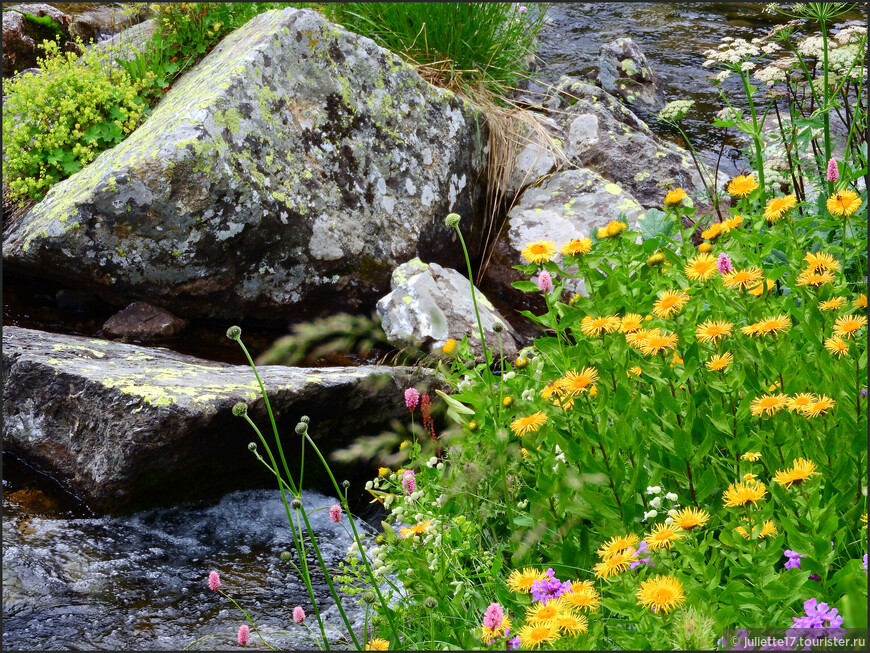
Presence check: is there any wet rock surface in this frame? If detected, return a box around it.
[2,8,487,324]
[377,258,522,361]
[598,36,663,111]
[2,326,437,514]
[102,301,188,340]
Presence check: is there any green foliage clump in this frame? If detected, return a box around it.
[2,39,146,203]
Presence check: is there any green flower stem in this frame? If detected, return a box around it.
[820,16,832,194]
[292,507,333,650]
[740,71,767,203]
[217,589,277,650]
[674,122,719,218]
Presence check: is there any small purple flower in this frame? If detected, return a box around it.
[783,549,805,570]
[861,388,867,398]
[518,5,528,14]
[792,598,844,628]
[809,573,821,581]
[507,636,521,650]
[827,157,839,183]
[537,270,553,292]
[629,541,654,569]
[716,252,734,275]
[529,568,572,603]
[863,553,868,574]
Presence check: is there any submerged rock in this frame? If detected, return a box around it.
[102,301,188,340]
[2,8,487,323]
[598,37,663,111]
[2,326,437,514]
[377,258,521,361]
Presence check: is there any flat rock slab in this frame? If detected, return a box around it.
[2,326,433,514]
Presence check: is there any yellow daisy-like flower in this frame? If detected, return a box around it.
[604,220,627,237]
[442,338,457,354]
[597,533,640,560]
[558,367,599,396]
[593,550,634,579]
[626,328,658,350]
[696,319,733,344]
[801,395,835,417]
[596,226,609,239]
[521,240,557,264]
[641,331,679,356]
[526,600,563,624]
[750,393,789,417]
[824,335,850,358]
[517,622,561,650]
[511,412,548,436]
[653,290,690,318]
[727,174,759,197]
[773,458,819,488]
[665,187,687,206]
[398,520,431,538]
[748,279,775,297]
[826,188,862,216]
[804,251,840,273]
[672,507,710,531]
[553,612,588,635]
[744,472,757,484]
[736,520,777,539]
[819,297,846,311]
[580,315,621,337]
[366,638,390,650]
[764,194,797,223]
[521,447,530,459]
[833,314,867,338]
[723,482,767,507]
[561,238,593,256]
[645,523,685,551]
[741,452,761,462]
[722,267,763,290]
[701,222,723,241]
[647,251,666,267]
[698,242,713,252]
[853,294,867,310]
[635,575,685,614]
[861,514,867,530]
[685,253,718,281]
[620,313,644,333]
[796,269,836,287]
[563,582,600,612]
[627,366,643,377]
[742,315,791,337]
[706,352,733,371]
[506,568,550,593]
[787,393,817,413]
[722,214,744,231]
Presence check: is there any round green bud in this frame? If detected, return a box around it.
[463,360,476,370]
[300,415,310,424]
[423,597,438,610]
[291,499,303,509]
[247,442,257,452]
[371,613,382,626]
[444,213,461,227]
[295,422,308,436]
[362,591,377,604]
[342,480,350,489]
[226,325,242,340]
[232,402,248,417]
[492,321,504,333]
[280,551,292,563]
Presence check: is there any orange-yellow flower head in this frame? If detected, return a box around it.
[685,253,718,281]
[398,520,431,537]
[593,550,634,579]
[750,393,789,417]
[645,523,685,551]
[597,533,640,560]
[665,187,688,206]
[626,328,658,350]
[826,189,862,216]
[833,314,867,338]
[701,222,723,241]
[580,315,621,337]
[517,622,561,650]
[764,194,797,223]
[741,315,791,337]
[553,612,588,636]
[801,395,835,417]
[796,269,835,287]
[696,320,733,344]
[506,568,550,593]
[824,335,849,357]
[722,267,763,290]
[602,220,627,238]
[804,251,840,273]
[563,582,600,612]
[641,331,679,356]
[854,294,867,310]
[521,240,557,264]
[727,175,759,197]
[773,458,819,488]
[723,481,767,507]
[722,214,744,231]
[819,297,846,311]
[526,600,562,624]
[736,519,778,539]
[673,507,710,530]
[748,279,775,297]
[561,238,592,256]
[511,412,548,436]
[653,290,690,318]
[787,393,817,413]
[706,352,733,371]
[635,575,685,614]
[620,313,644,333]
[557,368,599,395]
[741,452,762,462]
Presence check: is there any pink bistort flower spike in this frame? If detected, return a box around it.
[716,253,733,275]
[537,270,553,292]
[402,469,417,494]
[826,157,839,182]
[329,504,342,523]
[483,603,505,631]
[208,570,221,591]
[237,625,250,645]
[293,606,306,623]
[405,388,420,411]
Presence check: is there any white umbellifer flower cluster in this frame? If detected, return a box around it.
[754,61,790,87]
[710,70,733,84]
[835,24,867,45]
[716,106,744,122]
[740,61,756,72]
[657,99,695,122]
[828,43,865,80]
[797,35,824,58]
[703,37,763,67]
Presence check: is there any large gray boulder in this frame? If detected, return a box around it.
[2,326,436,514]
[377,258,522,361]
[2,8,487,323]
[483,168,645,307]
[598,37,663,111]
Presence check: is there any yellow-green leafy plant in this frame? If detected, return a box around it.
[2,38,146,204]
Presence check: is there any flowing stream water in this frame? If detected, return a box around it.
[2,2,868,650]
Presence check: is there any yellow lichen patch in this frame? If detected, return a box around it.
[51,344,106,359]
[604,183,623,195]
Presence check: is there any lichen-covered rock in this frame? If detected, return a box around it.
[102,301,188,340]
[598,37,663,111]
[1,325,437,514]
[377,258,521,361]
[2,8,487,323]
[2,5,71,76]
[483,168,645,307]
[536,77,707,209]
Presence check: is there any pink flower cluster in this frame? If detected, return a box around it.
[208,570,221,591]
[329,504,342,523]
[293,606,306,623]
[402,469,417,494]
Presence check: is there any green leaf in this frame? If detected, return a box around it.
[511,280,539,292]
[434,390,475,415]
[637,208,677,240]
